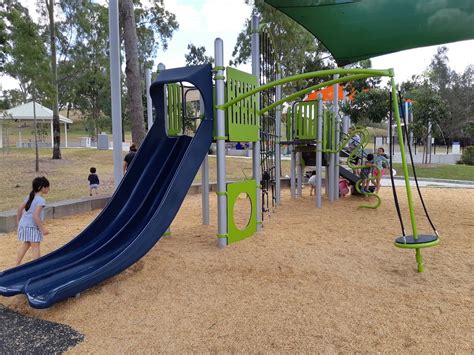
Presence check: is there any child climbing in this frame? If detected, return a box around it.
[360,154,375,193]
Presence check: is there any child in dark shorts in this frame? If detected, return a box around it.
[360,154,375,193]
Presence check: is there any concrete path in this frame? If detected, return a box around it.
[381,177,474,189]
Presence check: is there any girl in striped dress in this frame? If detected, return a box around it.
[15,177,50,266]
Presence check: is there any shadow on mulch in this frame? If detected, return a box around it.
[0,304,84,354]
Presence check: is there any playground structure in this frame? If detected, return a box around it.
[3,0,473,308]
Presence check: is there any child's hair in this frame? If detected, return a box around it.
[378,147,385,153]
[130,143,137,152]
[90,167,96,174]
[25,176,50,212]
[311,170,316,176]
[366,153,374,161]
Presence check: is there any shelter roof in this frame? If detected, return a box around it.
[2,101,73,124]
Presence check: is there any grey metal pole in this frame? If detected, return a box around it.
[328,119,335,202]
[275,71,282,205]
[316,95,323,208]
[297,151,302,197]
[290,147,296,198]
[333,77,340,201]
[200,96,209,225]
[404,101,409,153]
[215,38,227,248]
[251,15,262,231]
[157,63,167,134]
[108,1,123,188]
[342,93,349,135]
[145,68,153,130]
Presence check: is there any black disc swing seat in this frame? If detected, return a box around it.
[394,234,440,249]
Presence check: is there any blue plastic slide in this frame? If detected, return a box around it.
[0,65,214,308]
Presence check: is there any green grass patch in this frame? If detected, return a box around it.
[392,163,474,182]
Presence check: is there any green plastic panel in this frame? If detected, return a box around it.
[226,67,259,142]
[264,0,474,66]
[286,106,293,141]
[167,83,182,136]
[227,179,257,244]
[294,101,318,140]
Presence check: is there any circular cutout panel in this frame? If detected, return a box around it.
[233,192,252,230]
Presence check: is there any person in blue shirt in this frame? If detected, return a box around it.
[16,176,50,266]
[373,147,389,193]
[88,167,100,196]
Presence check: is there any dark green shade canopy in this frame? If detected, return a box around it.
[264,0,474,66]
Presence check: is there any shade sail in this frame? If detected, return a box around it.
[264,0,474,66]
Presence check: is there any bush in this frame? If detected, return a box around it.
[461,146,474,165]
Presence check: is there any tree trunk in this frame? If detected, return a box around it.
[33,95,39,172]
[46,0,61,159]
[119,0,146,146]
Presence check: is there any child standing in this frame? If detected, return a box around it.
[373,147,389,193]
[308,171,317,196]
[88,167,100,196]
[360,153,375,193]
[16,176,50,266]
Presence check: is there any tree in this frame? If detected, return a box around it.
[410,85,448,162]
[45,0,61,159]
[120,0,147,146]
[231,0,334,94]
[340,60,389,126]
[119,0,179,145]
[185,43,214,66]
[1,3,51,102]
[341,88,390,126]
[402,46,474,144]
[58,1,111,138]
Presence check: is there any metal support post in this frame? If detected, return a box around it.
[333,76,340,201]
[316,95,323,208]
[200,95,210,225]
[290,147,296,198]
[275,71,282,205]
[215,38,227,248]
[297,151,303,197]
[108,1,123,187]
[251,15,262,231]
[145,68,153,130]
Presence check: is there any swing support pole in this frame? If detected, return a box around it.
[390,75,424,272]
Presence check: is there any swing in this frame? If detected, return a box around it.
[389,93,440,255]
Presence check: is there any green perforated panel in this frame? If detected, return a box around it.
[226,67,259,142]
[294,101,317,140]
[227,179,257,244]
[167,83,182,136]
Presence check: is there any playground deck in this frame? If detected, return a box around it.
[0,187,472,353]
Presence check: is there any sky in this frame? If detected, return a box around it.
[1,0,473,91]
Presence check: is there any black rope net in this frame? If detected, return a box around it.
[259,29,278,218]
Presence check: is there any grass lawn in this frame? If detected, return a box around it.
[0,148,291,211]
[392,163,474,182]
[2,146,471,212]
